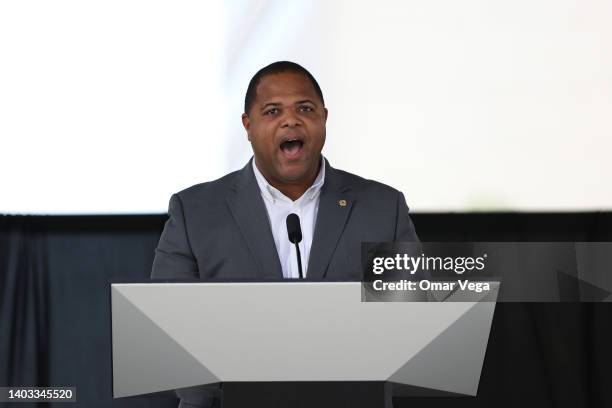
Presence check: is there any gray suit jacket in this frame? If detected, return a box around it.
[152,158,418,282]
[150,158,418,407]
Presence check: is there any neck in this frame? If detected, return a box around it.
[256,158,322,201]
[277,182,312,201]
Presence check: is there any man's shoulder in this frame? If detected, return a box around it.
[331,167,402,198]
[174,167,244,204]
[170,161,404,204]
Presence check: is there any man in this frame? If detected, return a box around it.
[151,61,418,407]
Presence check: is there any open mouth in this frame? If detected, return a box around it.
[279,139,304,160]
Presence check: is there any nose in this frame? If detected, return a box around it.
[280,110,301,128]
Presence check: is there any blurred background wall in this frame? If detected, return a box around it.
[1,0,610,214]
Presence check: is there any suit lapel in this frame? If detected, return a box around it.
[307,161,354,280]
[226,161,283,279]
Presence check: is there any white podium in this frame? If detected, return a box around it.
[111,282,497,404]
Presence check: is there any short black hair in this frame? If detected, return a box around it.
[244,61,324,114]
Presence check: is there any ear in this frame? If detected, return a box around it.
[241,113,251,141]
[322,107,328,124]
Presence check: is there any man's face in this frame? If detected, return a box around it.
[242,72,327,188]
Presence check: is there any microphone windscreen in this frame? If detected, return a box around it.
[286,213,303,244]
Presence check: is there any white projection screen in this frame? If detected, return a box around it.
[1,0,610,214]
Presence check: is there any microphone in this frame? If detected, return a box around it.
[286,213,303,279]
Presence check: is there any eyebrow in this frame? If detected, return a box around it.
[260,102,281,111]
[260,100,316,110]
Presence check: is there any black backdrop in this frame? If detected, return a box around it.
[1,213,611,408]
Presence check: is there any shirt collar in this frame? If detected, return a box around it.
[252,156,326,204]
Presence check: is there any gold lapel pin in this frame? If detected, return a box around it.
[338,199,347,207]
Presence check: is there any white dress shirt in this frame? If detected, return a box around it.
[252,158,325,279]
